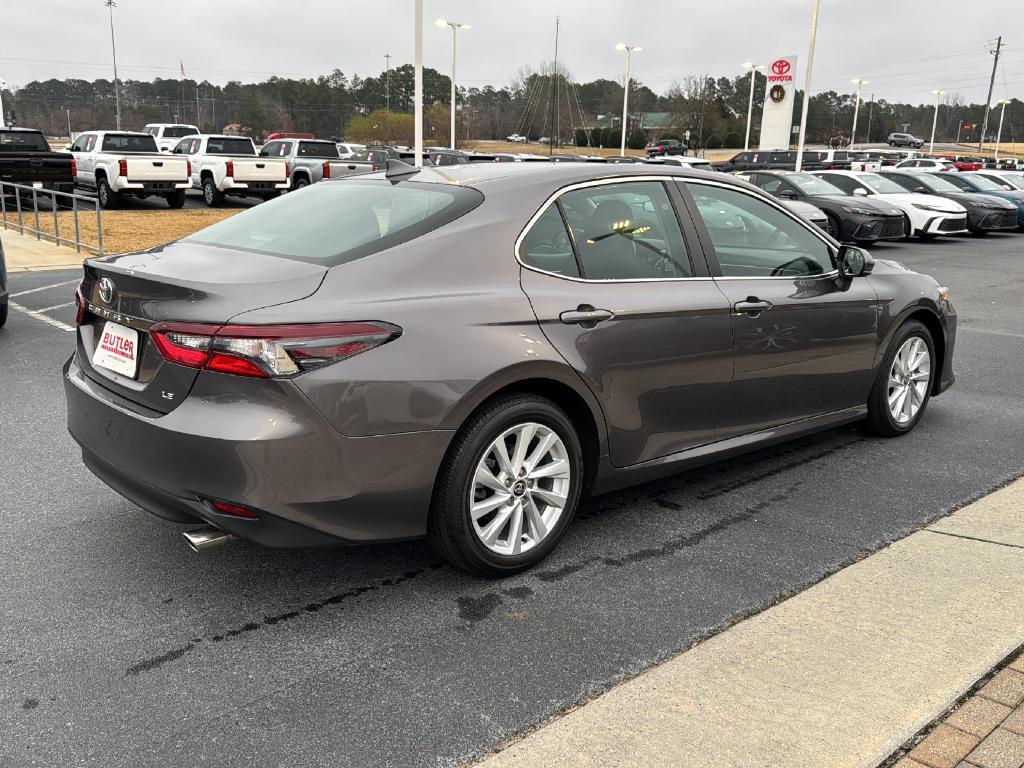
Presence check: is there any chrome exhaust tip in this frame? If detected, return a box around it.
[182,526,235,553]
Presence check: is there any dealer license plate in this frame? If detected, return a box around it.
[92,322,139,378]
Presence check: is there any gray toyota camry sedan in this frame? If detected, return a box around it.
[64,161,956,576]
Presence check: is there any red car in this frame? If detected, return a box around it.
[942,156,983,171]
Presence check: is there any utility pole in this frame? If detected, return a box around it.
[742,63,765,152]
[929,89,946,154]
[384,52,391,143]
[549,17,560,155]
[865,93,874,145]
[794,0,821,172]
[105,0,121,130]
[994,99,1008,159]
[196,83,201,128]
[65,107,72,138]
[413,0,423,167]
[978,36,1002,153]
[615,43,641,156]
[850,78,868,149]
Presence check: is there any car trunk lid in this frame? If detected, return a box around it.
[77,241,326,413]
[231,157,287,182]
[124,154,189,182]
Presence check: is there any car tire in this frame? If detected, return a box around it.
[293,177,309,190]
[427,393,584,577]
[865,320,935,437]
[97,177,119,210]
[202,177,224,207]
[262,191,281,201]
[166,190,186,209]
[0,301,7,329]
[824,212,842,241]
[889,141,897,147]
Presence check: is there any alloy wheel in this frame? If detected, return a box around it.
[469,422,571,556]
[887,336,931,424]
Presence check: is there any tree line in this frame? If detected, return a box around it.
[2,64,1017,150]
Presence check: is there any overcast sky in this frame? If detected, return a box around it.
[1,1,1019,105]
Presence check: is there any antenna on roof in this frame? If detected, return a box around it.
[385,157,420,182]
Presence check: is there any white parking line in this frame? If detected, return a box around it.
[36,301,74,313]
[9,279,79,298]
[8,302,75,332]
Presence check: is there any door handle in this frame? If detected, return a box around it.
[560,305,614,326]
[734,297,773,315]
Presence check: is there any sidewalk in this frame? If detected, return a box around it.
[2,228,91,272]
[472,477,1024,768]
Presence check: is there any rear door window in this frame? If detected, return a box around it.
[556,181,692,280]
[297,141,340,158]
[206,137,256,155]
[101,133,159,153]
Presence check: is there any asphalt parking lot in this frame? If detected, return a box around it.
[2,232,1023,767]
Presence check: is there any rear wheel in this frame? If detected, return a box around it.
[293,176,309,190]
[865,320,935,436]
[97,177,119,210]
[427,394,583,577]
[166,190,186,209]
[202,177,224,207]
[262,191,281,201]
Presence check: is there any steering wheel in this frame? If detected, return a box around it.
[770,255,820,277]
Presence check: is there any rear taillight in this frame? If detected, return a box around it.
[149,321,401,378]
[225,160,234,178]
[322,161,331,179]
[186,159,192,177]
[208,500,259,519]
[70,158,77,177]
[74,286,86,326]
[118,159,127,177]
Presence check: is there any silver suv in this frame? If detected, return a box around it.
[887,132,924,149]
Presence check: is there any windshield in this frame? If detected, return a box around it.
[0,130,50,152]
[206,137,256,156]
[186,180,483,265]
[995,173,1024,190]
[913,174,962,193]
[297,141,340,158]
[962,173,1004,191]
[164,125,199,138]
[102,133,159,153]
[858,173,907,194]
[786,173,846,196]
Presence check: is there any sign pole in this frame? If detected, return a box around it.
[794,0,820,172]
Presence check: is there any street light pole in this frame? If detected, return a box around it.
[0,78,6,128]
[994,99,1007,160]
[742,63,764,152]
[794,0,821,172]
[929,89,946,154]
[413,0,423,167]
[437,18,470,151]
[849,78,868,149]
[615,43,641,156]
[105,0,121,130]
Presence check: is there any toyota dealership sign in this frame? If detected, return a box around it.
[759,55,798,149]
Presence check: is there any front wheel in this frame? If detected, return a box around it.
[865,320,935,436]
[825,212,842,240]
[427,394,583,577]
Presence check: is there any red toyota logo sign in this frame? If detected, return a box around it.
[772,59,791,76]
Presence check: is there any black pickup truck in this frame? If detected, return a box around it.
[0,128,75,195]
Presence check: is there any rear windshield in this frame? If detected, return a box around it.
[206,137,256,156]
[164,125,199,138]
[185,179,484,265]
[0,130,50,152]
[102,133,159,153]
[297,141,340,158]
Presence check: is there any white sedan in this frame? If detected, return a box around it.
[811,170,967,239]
[894,158,958,172]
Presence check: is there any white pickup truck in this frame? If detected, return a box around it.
[171,134,288,206]
[144,123,200,153]
[67,131,191,209]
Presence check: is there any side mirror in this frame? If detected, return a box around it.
[778,189,798,200]
[853,187,868,196]
[837,244,874,278]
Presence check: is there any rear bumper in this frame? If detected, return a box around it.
[221,180,290,193]
[113,180,191,193]
[63,353,453,546]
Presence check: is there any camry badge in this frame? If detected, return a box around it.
[97,277,115,305]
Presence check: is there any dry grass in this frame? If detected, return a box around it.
[1,208,241,254]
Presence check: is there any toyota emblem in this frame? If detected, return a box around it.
[771,59,791,76]
[97,277,115,305]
